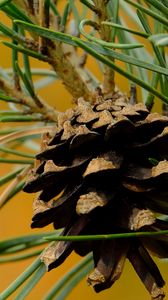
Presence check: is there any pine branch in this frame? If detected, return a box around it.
[13,0,97,102]
[0,1,168,299]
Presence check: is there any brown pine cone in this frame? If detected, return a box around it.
[24,95,168,299]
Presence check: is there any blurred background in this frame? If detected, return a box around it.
[0,1,167,299]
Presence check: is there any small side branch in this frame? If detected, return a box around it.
[0,78,59,122]
[0,165,31,208]
[93,0,115,96]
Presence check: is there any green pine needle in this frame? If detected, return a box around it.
[0,158,33,164]
[0,0,12,8]
[0,257,42,300]
[0,1,168,299]
[124,0,168,27]
[14,20,168,104]
[0,168,23,186]
[44,254,93,300]
[15,263,46,300]
[0,146,34,158]
[0,232,57,253]
[0,249,42,263]
[44,230,168,242]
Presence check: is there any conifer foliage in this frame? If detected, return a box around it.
[0,1,168,299]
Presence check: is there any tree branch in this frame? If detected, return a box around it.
[13,0,97,103]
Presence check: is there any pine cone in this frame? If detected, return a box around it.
[24,94,168,299]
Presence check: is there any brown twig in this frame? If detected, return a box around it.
[13,0,39,24]
[0,165,31,208]
[0,126,54,145]
[93,0,115,96]
[27,0,35,15]
[129,83,137,105]
[33,0,39,15]
[38,0,44,52]
[0,78,59,121]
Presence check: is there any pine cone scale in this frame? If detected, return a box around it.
[41,215,90,270]
[128,245,165,300]
[87,240,129,292]
[31,182,83,228]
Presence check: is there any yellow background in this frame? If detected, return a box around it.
[0,3,167,299]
